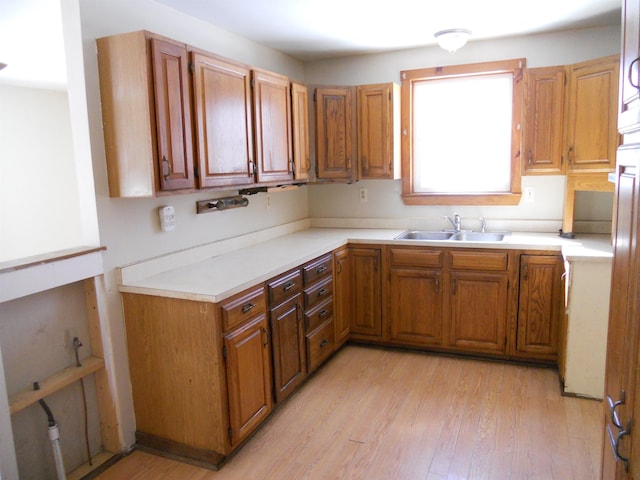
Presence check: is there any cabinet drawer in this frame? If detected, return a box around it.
[303,254,333,285]
[389,247,443,268]
[304,276,333,310]
[220,286,267,332]
[267,269,302,307]
[305,297,333,332]
[306,318,335,373]
[449,250,508,271]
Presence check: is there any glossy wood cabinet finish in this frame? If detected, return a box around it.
[191,52,255,188]
[523,66,566,175]
[267,269,306,404]
[314,87,357,181]
[291,82,310,181]
[515,255,564,360]
[223,312,272,447]
[302,254,335,373]
[602,145,640,479]
[121,293,228,466]
[97,31,196,197]
[388,247,444,346]
[449,271,508,354]
[333,247,351,347]
[565,55,620,172]
[357,83,400,179]
[619,0,640,133]
[349,247,383,339]
[252,69,293,184]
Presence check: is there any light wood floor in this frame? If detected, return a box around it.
[96,345,603,480]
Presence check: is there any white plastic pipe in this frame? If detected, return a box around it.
[47,425,66,480]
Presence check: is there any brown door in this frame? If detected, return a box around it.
[191,52,255,188]
[602,146,640,478]
[516,255,563,359]
[270,295,306,404]
[224,314,272,447]
[253,69,293,183]
[349,247,382,338]
[449,271,508,354]
[150,38,195,191]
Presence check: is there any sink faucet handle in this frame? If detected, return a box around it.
[479,216,487,233]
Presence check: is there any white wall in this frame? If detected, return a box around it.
[0,85,83,261]
[77,0,309,448]
[304,26,620,233]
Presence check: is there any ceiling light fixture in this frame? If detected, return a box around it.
[434,29,472,54]
[0,63,6,70]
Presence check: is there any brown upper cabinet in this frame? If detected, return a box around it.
[357,83,401,179]
[191,52,255,188]
[523,55,620,175]
[97,30,307,197]
[291,82,310,181]
[252,69,294,184]
[565,55,620,173]
[313,86,358,181]
[523,66,566,175]
[618,0,640,133]
[98,31,196,196]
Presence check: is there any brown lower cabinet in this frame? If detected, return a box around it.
[122,244,565,469]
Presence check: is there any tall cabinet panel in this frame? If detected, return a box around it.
[619,0,640,132]
[252,69,294,184]
[191,53,255,188]
[349,247,383,339]
[291,82,310,181]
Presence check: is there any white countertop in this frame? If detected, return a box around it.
[119,227,612,303]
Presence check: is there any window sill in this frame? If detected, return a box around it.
[401,193,523,206]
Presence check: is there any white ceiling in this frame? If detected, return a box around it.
[153,0,622,60]
[0,0,622,90]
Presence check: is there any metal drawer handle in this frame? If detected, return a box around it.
[319,309,329,318]
[607,390,626,430]
[629,57,640,90]
[607,422,631,472]
[316,265,328,274]
[241,302,256,314]
[320,339,329,348]
[162,155,171,180]
[317,287,327,297]
[283,282,296,292]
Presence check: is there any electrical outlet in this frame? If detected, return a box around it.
[359,188,368,203]
[524,187,535,203]
[266,194,271,209]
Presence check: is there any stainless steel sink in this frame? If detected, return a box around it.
[450,231,507,242]
[395,230,508,242]
[395,230,454,240]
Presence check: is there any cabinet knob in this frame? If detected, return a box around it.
[320,339,329,348]
[629,57,640,91]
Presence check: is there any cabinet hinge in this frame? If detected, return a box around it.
[251,77,255,88]
[313,90,317,102]
[228,427,233,442]
[189,62,194,74]
[194,165,199,179]
[223,345,227,359]
[388,91,391,101]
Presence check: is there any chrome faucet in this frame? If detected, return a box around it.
[479,217,487,233]
[444,213,462,232]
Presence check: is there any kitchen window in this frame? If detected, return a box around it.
[400,59,525,205]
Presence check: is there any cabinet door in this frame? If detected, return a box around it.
[602,146,640,478]
[357,83,400,179]
[253,69,293,183]
[450,271,508,354]
[389,268,443,346]
[619,0,640,132]
[224,314,272,447]
[349,247,382,338]
[333,247,351,347]
[191,53,255,188]
[565,55,619,172]
[291,82,310,181]
[516,255,563,358]
[523,66,565,174]
[270,295,306,404]
[150,38,195,191]
[315,87,356,180]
